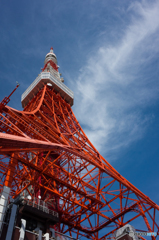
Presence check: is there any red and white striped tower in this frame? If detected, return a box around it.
[0,48,158,240]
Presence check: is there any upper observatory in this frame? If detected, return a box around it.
[21,47,74,108]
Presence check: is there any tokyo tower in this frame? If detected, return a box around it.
[0,47,158,240]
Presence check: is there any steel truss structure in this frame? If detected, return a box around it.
[0,63,159,240]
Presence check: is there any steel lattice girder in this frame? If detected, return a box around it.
[0,85,159,240]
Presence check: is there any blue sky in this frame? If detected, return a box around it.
[0,0,159,232]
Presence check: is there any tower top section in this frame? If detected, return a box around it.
[21,48,74,108]
[44,47,57,65]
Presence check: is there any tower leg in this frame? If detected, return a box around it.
[38,229,42,240]
[0,153,16,234]
[5,204,17,240]
[0,186,10,234]
[50,228,55,238]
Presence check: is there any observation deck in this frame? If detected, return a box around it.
[21,72,74,108]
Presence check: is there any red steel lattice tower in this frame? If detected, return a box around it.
[0,48,159,240]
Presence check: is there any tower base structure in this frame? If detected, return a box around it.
[0,195,75,240]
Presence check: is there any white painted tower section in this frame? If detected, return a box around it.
[21,48,74,108]
[0,186,10,234]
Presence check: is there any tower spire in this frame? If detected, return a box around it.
[21,48,72,108]
[44,46,57,66]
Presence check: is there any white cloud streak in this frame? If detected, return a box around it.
[72,1,159,160]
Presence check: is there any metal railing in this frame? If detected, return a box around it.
[21,197,59,218]
[14,226,78,240]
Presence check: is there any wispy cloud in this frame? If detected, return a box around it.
[72,1,159,160]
